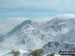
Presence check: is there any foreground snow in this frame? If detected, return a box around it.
[0,49,30,56]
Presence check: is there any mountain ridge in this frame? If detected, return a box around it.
[1,14,75,55]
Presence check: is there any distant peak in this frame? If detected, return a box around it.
[53,14,75,20]
[23,20,32,24]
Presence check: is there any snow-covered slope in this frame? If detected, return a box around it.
[43,42,75,54]
[1,20,44,50]
[1,14,75,55]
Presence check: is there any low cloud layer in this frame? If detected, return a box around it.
[0,17,52,34]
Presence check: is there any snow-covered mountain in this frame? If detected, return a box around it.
[0,14,75,55]
[1,20,44,50]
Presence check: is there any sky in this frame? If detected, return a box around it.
[0,0,75,34]
[0,0,75,19]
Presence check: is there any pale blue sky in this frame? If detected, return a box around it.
[0,0,75,19]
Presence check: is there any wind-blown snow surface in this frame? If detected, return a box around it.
[0,14,75,56]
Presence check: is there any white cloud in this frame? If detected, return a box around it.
[4,17,29,26]
[8,17,29,21]
[0,17,52,34]
[7,17,53,24]
[32,17,52,23]
[0,23,13,34]
[0,17,29,34]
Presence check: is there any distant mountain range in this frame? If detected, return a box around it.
[0,14,75,55]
